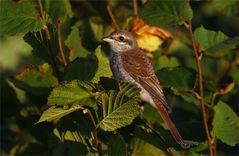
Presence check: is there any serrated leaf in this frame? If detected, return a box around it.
[139,0,193,26]
[37,104,83,123]
[92,46,112,82]
[156,67,196,89]
[212,101,239,146]
[108,134,126,156]
[48,80,93,106]
[65,26,90,60]
[43,0,72,22]
[206,37,239,57]
[12,63,58,95]
[97,90,140,131]
[0,0,44,35]
[63,58,98,81]
[194,26,229,53]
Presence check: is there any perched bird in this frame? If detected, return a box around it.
[103,30,186,146]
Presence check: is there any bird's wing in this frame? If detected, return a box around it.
[121,49,171,111]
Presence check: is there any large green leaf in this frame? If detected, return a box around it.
[12,63,58,95]
[92,46,112,82]
[212,101,239,146]
[97,90,140,131]
[65,26,90,60]
[37,104,83,123]
[0,0,44,35]
[43,0,72,22]
[63,57,98,81]
[139,0,193,26]
[47,80,93,106]
[194,26,229,53]
[156,66,196,89]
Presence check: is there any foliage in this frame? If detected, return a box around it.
[1,0,239,156]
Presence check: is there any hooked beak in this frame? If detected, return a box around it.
[102,35,114,42]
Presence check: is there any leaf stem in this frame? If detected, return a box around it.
[186,21,213,156]
[104,1,119,30]
[56,20,67,67]
[37,0,61,80]
[133,0,138,17]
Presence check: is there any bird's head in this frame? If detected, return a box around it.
[103,30,138,52]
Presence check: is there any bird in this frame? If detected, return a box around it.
[103,30,186,146]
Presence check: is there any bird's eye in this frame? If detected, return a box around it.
[119,36,124,41]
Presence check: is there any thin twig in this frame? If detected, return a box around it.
[86,109,102,156]
[104,1,119,30]
[187,21,213,156]
[143,122,175,156]
[133,0,138,17]
[56,21,67,67]
[37,0,61,80]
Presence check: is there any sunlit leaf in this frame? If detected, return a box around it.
[97,90,140,131]
[92,46,112,82]
[65,26,90,60]
[154,56,180,71]
[12,63,58,95]
[48,80,93,106]
[212,101,239,146]
[0,0,44,35]
[139,0,193,26]
[36,104,83,123]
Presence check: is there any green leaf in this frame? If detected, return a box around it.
[194,26,228,52]
[211,0,239,16]
[63,57,97,81]
[212,101,239,146]
[154,56,180,71]
[23,32,50,61]
[97,90,140,131]
[12,63,58,95]
[139,0,193,26]
[0,0,44,35]
[65,26,90,59]
[205,37,239,57]
[43,0,72,22]
[108,134,126,156]
[48,80,93,106]
[92,46,112,82]
[130,138,166,156]
[156,66,196,89]
[37,104,83,123]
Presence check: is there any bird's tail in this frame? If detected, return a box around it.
[153,98,187,147]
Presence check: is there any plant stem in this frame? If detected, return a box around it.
[133,0,138,17]
[104,1,119,30]
[56,21,67,67]
[37,0,61,80]
[187,21,213,156]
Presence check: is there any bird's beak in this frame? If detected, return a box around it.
[102,35,114,43]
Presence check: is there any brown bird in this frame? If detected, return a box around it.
[103,30,186,146]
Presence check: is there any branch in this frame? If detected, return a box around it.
[37,0,61,80]
[56,21,67,67]
[133,0,138,17]
[186,21,213,156]
[104,1,119,30]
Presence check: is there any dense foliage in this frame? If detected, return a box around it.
[1,0,239,155]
